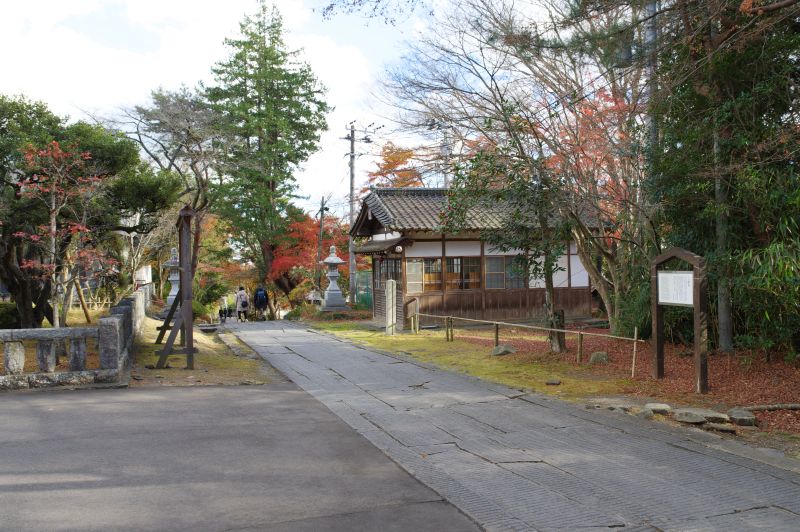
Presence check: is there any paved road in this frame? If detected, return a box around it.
[0,384,478,531]
[232,321,800,532]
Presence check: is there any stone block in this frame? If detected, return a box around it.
[674,410,707,424]
[675,407,729,423]
[56,371,95,386]
[728,408,757,426]
[99,317,122,370]
[545,379,561,386]
[28,373,58,388]
[637,408,655,420]
[111,305,133,348]
[491,344,517,356]
[589,351,609,364]
[69,337,87,371]
[644,403,672,415]
[36,340,56,372]
[3,341,25,375]
[94,369,120,383]
[0,375,29,390]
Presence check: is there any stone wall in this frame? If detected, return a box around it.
[0,288,149,391]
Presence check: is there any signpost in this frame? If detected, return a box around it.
[651,247,709,393]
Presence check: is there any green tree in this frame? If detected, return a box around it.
[0,95,180,327]
[206,2,329,317]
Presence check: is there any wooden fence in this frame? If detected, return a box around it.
[411,311,644,377]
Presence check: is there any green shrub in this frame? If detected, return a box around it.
[192,300,212,321]
[0,302,20,329]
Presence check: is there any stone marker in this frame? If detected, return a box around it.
[674,410,706,424]
[644,403,671,415]
[491,344,517,356]
[728,408,757,426]
[589,351,609,364]
[4,341,25,375]
[674,407,729,423]
[545,379,561,386]
[705,423,736,433]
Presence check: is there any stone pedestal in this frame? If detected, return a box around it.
[321,246,348,311]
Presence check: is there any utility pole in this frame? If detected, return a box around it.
[343,122,376,302]
[316,195,328,293]
[348,123,356,302]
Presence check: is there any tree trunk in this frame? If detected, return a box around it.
[49,200,60,329]
[60,271,74,327]
[543,254,566,353]
[714,124,733,353]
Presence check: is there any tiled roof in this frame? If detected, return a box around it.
[359,188,504,233]
[354,236,407,254]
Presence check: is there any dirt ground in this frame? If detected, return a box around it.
[129,316,283,387]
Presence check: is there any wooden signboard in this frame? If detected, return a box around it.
[651,247,708,394]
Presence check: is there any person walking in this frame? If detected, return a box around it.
[218,295,229,324]
[234,286,249,322]
[253,286,268,320]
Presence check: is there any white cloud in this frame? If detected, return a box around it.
[0,0,408,217]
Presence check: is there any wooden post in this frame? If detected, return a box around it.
[577,332,584,363]
[631,327,638,378]
[494,323,499,347]
[74,279,91,324]
[156,206,197,369]
[179,207,194,369]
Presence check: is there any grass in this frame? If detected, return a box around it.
[311,321,629,399]
[130,316,272,387]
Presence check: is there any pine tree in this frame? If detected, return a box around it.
[207,2,329,316]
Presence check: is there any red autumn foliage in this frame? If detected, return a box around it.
[270,214,367,283]
[364,142,424,193]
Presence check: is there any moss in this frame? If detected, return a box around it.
[312,322,625,399]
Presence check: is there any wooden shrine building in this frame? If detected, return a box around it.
[351,188,593,328]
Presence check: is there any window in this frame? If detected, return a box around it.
[446,257,481,289]
[374,258,400,289]
[485,256,527,289]
[407,259,423,293]
[485,256,505,289]
[423,258,442,292]
[506,257,527,289]
[406,258,442,293]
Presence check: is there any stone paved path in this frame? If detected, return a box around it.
[232,321,800,531]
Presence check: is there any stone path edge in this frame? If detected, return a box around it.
[301,325,800,479]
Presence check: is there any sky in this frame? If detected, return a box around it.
[0,0,424,219]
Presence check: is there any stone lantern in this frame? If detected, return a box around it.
[163,247,180,307]
[321,245,347,311]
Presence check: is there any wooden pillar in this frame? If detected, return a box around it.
[179,206,195,369]
[480,241,486,319]
[441,234,446,312]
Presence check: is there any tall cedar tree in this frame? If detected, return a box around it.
[207,3,328,316]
